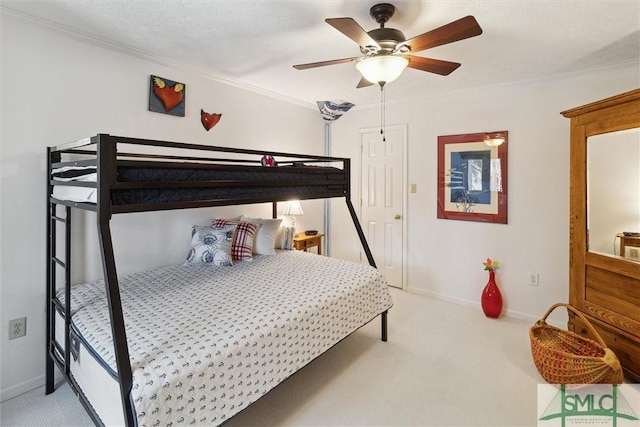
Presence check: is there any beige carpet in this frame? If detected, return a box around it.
[1,288,542,426]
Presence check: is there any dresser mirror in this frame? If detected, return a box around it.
[587,128,640,261]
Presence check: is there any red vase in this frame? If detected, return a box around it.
[481,269,503,318]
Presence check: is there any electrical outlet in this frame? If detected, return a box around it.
[527,272,539,287]
[630,248,639,259]
[9,317,27,340]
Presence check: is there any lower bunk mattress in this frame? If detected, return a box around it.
[55,250,393,426]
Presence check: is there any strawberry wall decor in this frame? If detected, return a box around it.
[149,75,185,117]
[201,109,222,131]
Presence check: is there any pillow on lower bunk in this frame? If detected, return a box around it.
[185,224,236,267]
[276,226,295,250]
[240,216,282,255]
[211,219,259,262]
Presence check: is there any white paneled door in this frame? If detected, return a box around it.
[360,125,406,289]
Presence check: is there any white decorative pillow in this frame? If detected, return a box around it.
[276,226,296,250]
[240,216,282,255]
[185,225,236,267]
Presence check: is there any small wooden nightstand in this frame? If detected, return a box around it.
[293,233,324,255]
[617,233,640,258]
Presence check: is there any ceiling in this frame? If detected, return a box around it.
[3,0,639,108]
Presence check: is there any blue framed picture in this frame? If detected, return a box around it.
[437,131,508,223]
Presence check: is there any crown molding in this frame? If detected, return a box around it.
[1,6,316,110]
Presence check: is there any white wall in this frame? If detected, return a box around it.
[330,63,639,324]
[0,12,324,401]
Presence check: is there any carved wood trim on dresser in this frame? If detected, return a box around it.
[561,89,640,381]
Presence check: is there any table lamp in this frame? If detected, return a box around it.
[282,200,303,231]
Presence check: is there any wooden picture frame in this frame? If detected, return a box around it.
[437,132,508,223]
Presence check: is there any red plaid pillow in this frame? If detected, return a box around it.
[212,219,259,262]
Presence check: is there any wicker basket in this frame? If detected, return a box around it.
[529,303,623,384]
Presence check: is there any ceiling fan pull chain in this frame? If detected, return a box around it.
[383,85,387,142]
[380,85,386,142]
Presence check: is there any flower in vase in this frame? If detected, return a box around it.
[483,257,500,272]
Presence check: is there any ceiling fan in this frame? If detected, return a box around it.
[293,3,483,88]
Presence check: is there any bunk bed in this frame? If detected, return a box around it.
[46,134,392,426]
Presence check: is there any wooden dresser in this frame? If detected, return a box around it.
[561,89,640,381]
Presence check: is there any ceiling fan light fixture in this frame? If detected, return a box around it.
[484,132,506,147]
[356,55,409,85]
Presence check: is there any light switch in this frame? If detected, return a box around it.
[410,183,417,193]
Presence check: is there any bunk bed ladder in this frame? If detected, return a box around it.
[45,199,72,392]
[46,146,70,393]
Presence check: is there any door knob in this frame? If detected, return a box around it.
[395,214,401,220]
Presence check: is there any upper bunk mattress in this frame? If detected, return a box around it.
[57,250,393,426]
[51,163,346,205]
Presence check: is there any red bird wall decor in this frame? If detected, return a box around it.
[201,109,222,131]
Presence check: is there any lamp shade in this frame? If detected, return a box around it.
[282,200,303,216]
[356,55,409,85]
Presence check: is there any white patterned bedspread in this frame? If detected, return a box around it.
[60,250,393,426]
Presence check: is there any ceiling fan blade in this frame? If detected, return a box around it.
[293,56,361,70]
[405,56,461,76]
[326,17,381,50]
[356,77,375,88]
[402,16,482,53]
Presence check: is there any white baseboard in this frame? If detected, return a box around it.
[1,371,63,403]
[404,286,565,329]
[1,375,45,402]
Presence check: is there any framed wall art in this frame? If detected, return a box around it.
[437,131,508,223]
[149,75,185,117]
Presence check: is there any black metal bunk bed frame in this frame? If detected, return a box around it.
[46,134,387,426]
